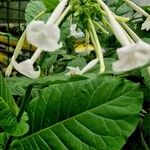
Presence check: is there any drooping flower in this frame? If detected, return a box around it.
[12,21,62,78]
[113,41,150,73]
[26,21,62,51]
[7,0,69,78]
[66,58,99,75]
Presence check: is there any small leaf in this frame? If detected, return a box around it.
[25,0,49,23]
[0,97,29,136]
[42,0,59,11]
[0,73,29,136]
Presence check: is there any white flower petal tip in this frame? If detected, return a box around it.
[65,67,82,75]
[141,17,150,31]
[112,41,150,73]
[26,21,62,51]
[12,59,40,78]
[70,24,84,38]
[81,58,99,74]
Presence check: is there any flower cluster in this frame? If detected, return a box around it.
[6,0,150,78]
[7,0,68,78]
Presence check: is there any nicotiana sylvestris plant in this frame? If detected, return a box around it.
[1,0,150,150]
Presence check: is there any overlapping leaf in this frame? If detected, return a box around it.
[0,73,28,136]
[11,75,143,150]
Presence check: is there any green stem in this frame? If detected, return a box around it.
[89,18,105,73]
[17,85,33,122]
[4,84,33,150]
[55,5,71,26]
[120,22,141,42]
[93,20,109,35]
[141,132,150,150]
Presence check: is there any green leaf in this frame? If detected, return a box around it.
[0,133,8,149]
[115,0,125,10]
[0,73,18,116]
[0,97,29,136]
[0,73,29,136]
[5,77,32,96]
[25,0,49,23]
[11,75,143,150]
[67,57,87,69]
[42,0,59,11]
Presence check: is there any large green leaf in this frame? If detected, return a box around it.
[11,75,143,150]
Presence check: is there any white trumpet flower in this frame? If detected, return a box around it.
[66,58,99,75]
[113,41,150,73]
[26,21,61,51]
[124,0,150,31]
[12,21,61,78]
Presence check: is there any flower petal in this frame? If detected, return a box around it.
[26,21,61,51]
[141,17,150,31]
[113,41,150,73]
[12,59,40,78]
[70,24,84,38]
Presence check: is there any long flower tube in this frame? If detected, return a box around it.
[47,0,68,24]
[124,0,150,31]
[96,0,130,46]
[89,19,105,73]
[11,0,69,78]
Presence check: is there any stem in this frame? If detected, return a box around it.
[4,84,33,150]
[100,8,130,22]
[141,132,150,150]
[97,0,130,46]
[17,85,33,122]
[120,22,141,42]
[5,11,46,77]
[93,20,109,35]
[4,136,13,150]
[47,0,68,24]
[55,5,71,26]
[30,48,42,64]
[124,0,149,18]
[89,18,105,73]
